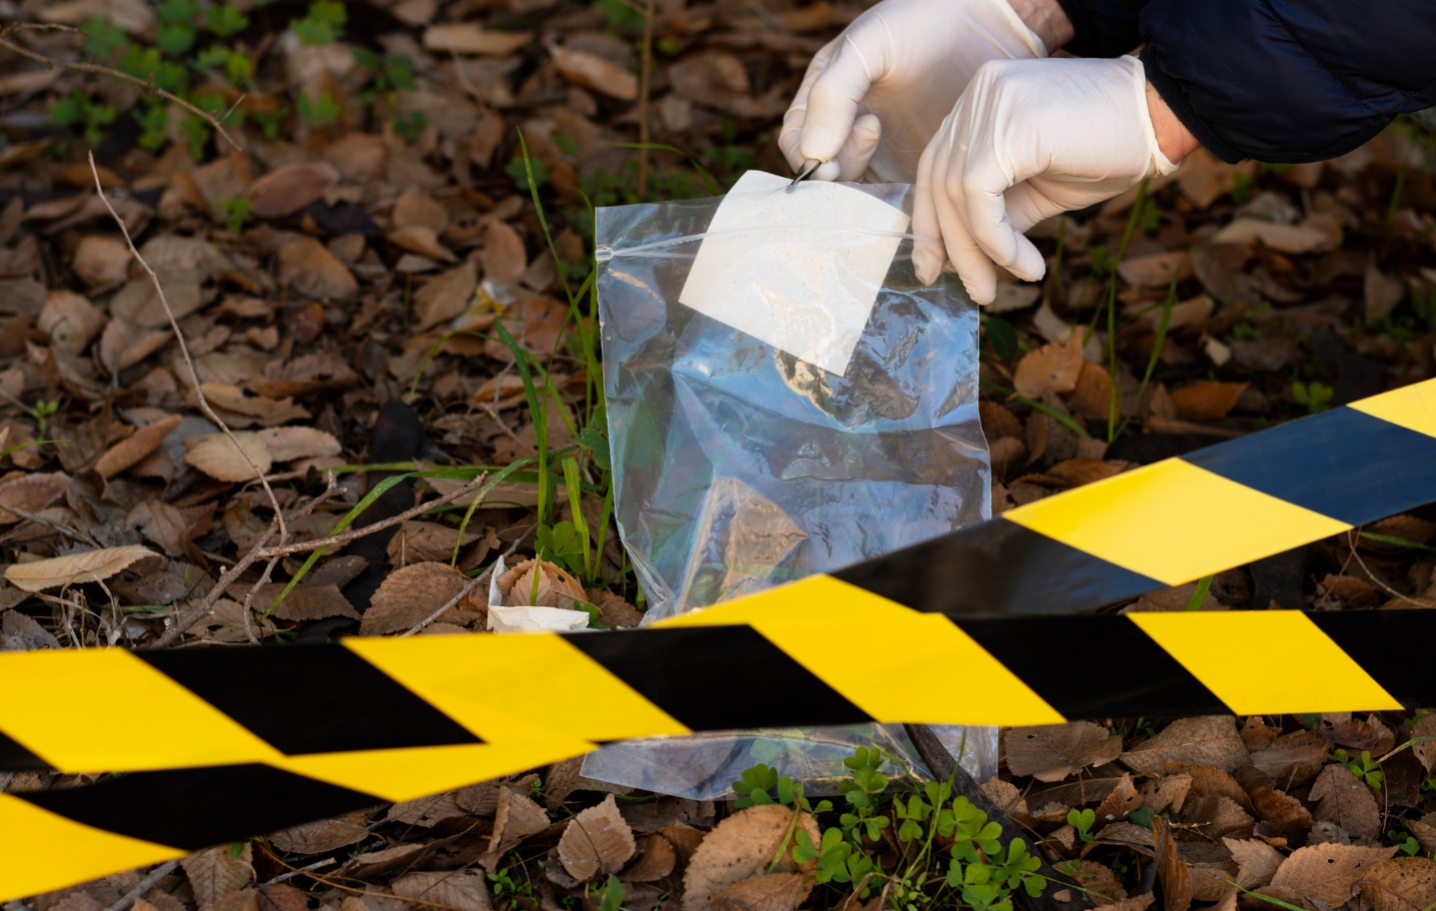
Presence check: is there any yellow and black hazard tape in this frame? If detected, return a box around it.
[1,378,1435,901]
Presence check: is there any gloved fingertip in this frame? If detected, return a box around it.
[913,248,942,285]
[1007,239,1047,283]
[813,160,842,181]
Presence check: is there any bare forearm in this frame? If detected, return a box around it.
[1145,79,1200,162]
[1006,0,1074,52]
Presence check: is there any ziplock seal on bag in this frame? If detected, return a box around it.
[583,171,996,798]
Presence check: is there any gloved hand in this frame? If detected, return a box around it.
[779,0,1047,184]
[912,56,1177,303]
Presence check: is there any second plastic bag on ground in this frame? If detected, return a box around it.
[584,171,995,797]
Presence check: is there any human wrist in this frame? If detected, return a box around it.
[1006,0,1074,52]
[1145,78,1199,163]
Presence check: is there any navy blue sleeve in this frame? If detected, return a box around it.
[1052,0,1149,57]
[1139,0,1436,164]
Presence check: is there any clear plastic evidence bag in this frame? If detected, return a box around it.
[583,171,996,798]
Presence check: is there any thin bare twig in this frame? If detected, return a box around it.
[241,474,344,642]
[399,570,488,637]
[636,0,656,198]
[154,476,487,645]
[100,859,180,911]
[1346,529,1436,608]
[0,504,99,547]
[88,153,285,545]
[0,37,242,151]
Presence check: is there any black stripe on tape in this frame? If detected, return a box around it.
[19,764,377,850]
[1183,406,1436,525]
[956,616,1228,719]
[834,519,1160,617]
[564,626,872,730]
[0,729,48,771]
[140,646,481,755]
[1307,610,1436,709]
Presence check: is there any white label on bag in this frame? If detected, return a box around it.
[677,170,910,376]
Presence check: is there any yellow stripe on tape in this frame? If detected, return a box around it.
[0,795,181,901]
[1349,380,1436,439]
[1004,459,1351,585]
[1129,612,1402,715]
[0,651,281,772]
[665,576,1065,727]
[346,633,690,745]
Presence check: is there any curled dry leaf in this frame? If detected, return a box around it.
[480,787,550,871]
[496,558,587,610]
[389,870,492,911]
[1308,763,1380,840]
[1223,837,1285,889]
[1093,895,1154,911]
[184,431,274,482]
[1121,716,1250,773]
[414,261,478,332]
[1143,773,1193,814]
[1235,766,1313,846]
[623,834,677,882]
[266,816,369,855]
[1004,721,1123,782]
[1266,842,1396,909]
[1154,814,1193,911]
[0,472,69,524]
[980,777,1028,816]
[683,805,818,911]
[712,872,809,911]
[1013,331,1083,399]
[1170,382,1248,421]
[39,289,106,355]
[95,414,181,479]
[548,44,638,101]
[423,23,532,55]
[557,793,637,883]
[277,236,358,302]
[1180,794,1254,841]
[1408,712,1436,772]
[5,544,160,592]
[1095,773,1142,824]
[1250,730,1328,786]
[245,162,339,219]
[1356,856,1436,911]
[100,317,172,374]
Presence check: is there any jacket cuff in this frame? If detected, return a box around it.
[1053,0,1148,58]
[1139,44,1245,164]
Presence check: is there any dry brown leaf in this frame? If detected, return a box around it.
[199,384,311,426]
[128,500,193,557]
[1155,814,1193,911]
[5,544,159,592]
[182,843,255,908]
[99,316,172,374]
[1121,717,1249,773]
[1224,838,1285,889]
[1409,712,1436,772]
[39,289,106,355]
[245,162,339,219]
[415,261,478,331]
[1235,766,1312,845]
[423,23,531,55]
[1365,264,1406,322]
[480,221,527,288]
[1067,361,1113,420]
[1095,773,1142,825]
[390,870,491,911]
[95,415,181,479]
[683,805,818,911]
[496,558,588,610]
[1170,382,1248,421]
[71,235,131,291]
[1181,794,1254,841]
[254,427,341,463]
[480,787,550,871]
[1005,722,1123,782]
[1013,331,1083,398]
[1268,842,1396,908]
[256,583,358,622]
[623,834,677,882]
[389,224,457,262]
[393,187,449,233]
[266,816,369,854]
[387,790,468,827]
[1410,819,1436,854]
[361,561,478,635]
[549,44,638,100]
[1168,763,1253,813]
[1119,251,1192,288]
[1250,730,1328,786]
[184,431,273,482]
[277,236,357,302]
[1309,763,1379,840]
[1178,150,1254,209]
[0,472,69,524]
[388,521,484,566]
[111,269,203,327]
[1143,773,1193,814]
[1212,218,1340,254]
[712,873,809,911]
[557,794,637,882]
[1356,857,1436,911]
[980,778,1028,815]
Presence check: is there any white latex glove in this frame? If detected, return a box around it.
[779,0,1046,184]
[913,56,1178,303]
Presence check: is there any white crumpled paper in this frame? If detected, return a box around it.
[485,555,590,633]
[677,170,910,376]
